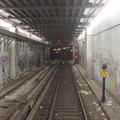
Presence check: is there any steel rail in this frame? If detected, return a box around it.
[16,65,58,120]
[47,61,63,120]
[46,61,88,120]
[75,64,110,120]
[3,68,50,120]
[25,62,60,120]
[24,61,88,120]
[74,64,97,98]
[71,64,88,120]
[1,60,54,120]
[0,60,53,99]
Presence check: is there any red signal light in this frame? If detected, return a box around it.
[75,49,78,51]
[75,56,78,59]
[57,40,61,45]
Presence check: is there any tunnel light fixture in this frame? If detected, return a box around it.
[10,19,21,24]
[76,29,82,31]
[23,26,29,28]
[83,8,90,15]
[77,25,81,27]
[89,0,96,3]
[80,19,84,22]
[63,47,71,50]
[88,8,95,14]
[0,10,10,17]
[0,19,12,28]
[53,49,56,51]
[89,0,104,4]
[29,29,34,32]
[94,0,102,4]
[57,48,61,51]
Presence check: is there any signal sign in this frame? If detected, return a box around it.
[57,40,61,45]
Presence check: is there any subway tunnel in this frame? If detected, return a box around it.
[0,0,120,120]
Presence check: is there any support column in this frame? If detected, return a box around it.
[46,47,50,60]
[85,26,93,78]
[40,46,44,65]
[43,47,46,64]
[38,45,42,67]
[9,27,18,79]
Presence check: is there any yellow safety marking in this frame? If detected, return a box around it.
[102,69,107,77]
[22,101,26,103]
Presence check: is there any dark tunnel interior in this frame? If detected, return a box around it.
[50,46,73,60]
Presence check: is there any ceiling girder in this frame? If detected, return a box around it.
[19,23,88,26]
[3,16,94,20]
[0,0,104,44]
[1,4,103,10]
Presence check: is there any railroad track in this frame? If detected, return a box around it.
[26,61,88,120]
[0,61,53,99]
[0,60,58,120]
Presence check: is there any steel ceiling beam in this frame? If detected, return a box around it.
[34,31,81,33]
[3,16,94,20]
[29,29,82,33]
[0,0,105,44]
[29,26,84,29]
[36,31,75,33]
[34,31,82,34]
[1,4,104,10]
[30,30,81,33]
[19,22,88,26]
[28,27,83,30]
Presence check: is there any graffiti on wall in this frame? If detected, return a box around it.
[18,55,27,72]
[17,54,39,73]
[0,56,9,82]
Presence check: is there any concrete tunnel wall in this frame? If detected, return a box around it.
[78,7,120,103]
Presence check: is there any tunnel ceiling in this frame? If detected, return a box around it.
[0,0,104,44]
